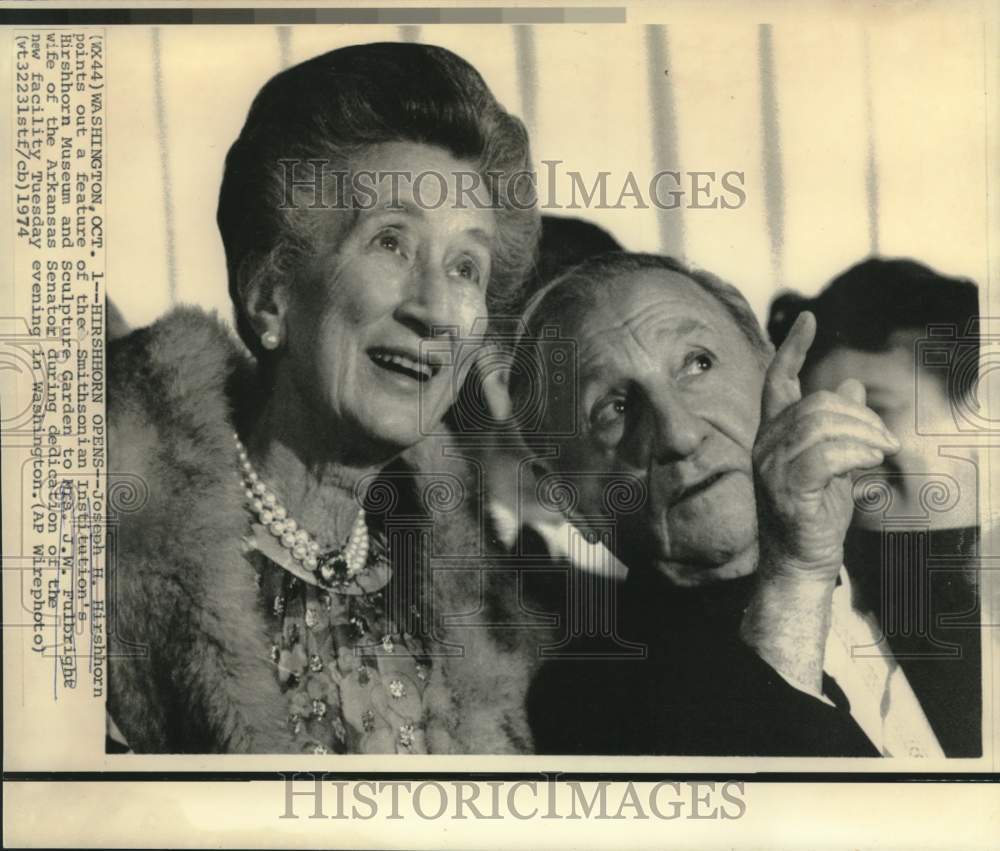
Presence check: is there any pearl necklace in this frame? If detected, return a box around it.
[234,433,370,585]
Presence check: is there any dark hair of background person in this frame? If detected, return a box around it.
[523,214,624,299]
[445,215,623,435]
[217,42,540,360]
[767,257,980,403]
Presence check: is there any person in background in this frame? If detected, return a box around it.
[524,215,624,299]
[768,258,984,756]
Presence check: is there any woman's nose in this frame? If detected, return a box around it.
[397,260,454,337]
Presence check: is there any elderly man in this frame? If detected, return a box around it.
[510,253,917,756]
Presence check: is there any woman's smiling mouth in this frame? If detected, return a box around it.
[368,347,441,382]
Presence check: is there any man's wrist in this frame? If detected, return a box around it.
[757,546,843,584]
[740,567,839,694]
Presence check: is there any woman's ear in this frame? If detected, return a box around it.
[243,271,291,350]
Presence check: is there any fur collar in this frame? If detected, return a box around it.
[108,307,543,753]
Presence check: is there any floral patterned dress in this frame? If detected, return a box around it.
[246,522,441,754]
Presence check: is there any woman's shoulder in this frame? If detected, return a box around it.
[106,309,291,752]
[109,307,257,465]
[107,306,254,578]
[109,306,247,408]
[106,304,253,563]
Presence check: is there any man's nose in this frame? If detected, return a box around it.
[647,388,708,463]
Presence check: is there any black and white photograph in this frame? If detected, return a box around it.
[2,0,997,847]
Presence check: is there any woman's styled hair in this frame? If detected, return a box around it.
[217,42,540,357]
[767,257,980,403]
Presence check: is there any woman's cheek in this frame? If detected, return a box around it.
[334,252,400,317]
[453,285,488,334]
[322,281,371,326]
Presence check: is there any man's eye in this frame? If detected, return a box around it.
[681,351,714,375]
[591,396,627,430]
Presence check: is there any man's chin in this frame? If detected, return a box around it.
[647,528,758,587]
[616,531,757,587]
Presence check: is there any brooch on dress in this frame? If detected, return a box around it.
[236,433,392,592]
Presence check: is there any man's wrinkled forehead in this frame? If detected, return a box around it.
[565,269,731,367]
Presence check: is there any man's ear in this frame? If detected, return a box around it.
[243,271,291,347]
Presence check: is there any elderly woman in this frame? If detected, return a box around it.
[108,43,541,754]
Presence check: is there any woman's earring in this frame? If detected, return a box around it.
[261,330,280,350]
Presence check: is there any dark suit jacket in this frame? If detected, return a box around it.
[844,526,982,758]
[521,533,878,757]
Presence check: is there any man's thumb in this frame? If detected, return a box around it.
[836,377,866,407]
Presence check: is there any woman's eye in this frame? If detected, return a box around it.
[450,257,482,284]
[372,229,407,257]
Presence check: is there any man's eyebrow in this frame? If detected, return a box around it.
[657,317,711,339]
[579,341,626,380]
[577,315,714,376]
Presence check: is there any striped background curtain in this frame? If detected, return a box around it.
[110,21,989,330]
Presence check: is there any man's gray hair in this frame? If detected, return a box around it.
[518,251,772,357]
[508,252,773,442]
[522,251,774,358]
